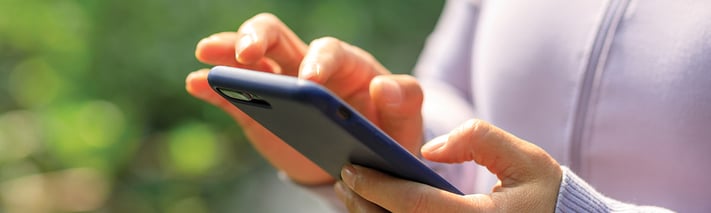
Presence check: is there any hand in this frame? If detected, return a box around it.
[335,119,563,212]
[185,13,424,185]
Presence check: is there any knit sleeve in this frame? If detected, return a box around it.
[555,166,675,213]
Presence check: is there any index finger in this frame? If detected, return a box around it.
[235,13,307,76]
[194,13,307,76]
[195,32,276,72]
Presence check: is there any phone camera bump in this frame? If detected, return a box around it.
[218,88,253,101]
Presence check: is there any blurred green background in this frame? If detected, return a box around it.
[0,0,443,212]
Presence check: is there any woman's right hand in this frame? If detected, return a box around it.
[185,13,425,185]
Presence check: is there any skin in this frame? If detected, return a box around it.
[187,13,562,212]
[186,13,423,185]
[335,120,562,212]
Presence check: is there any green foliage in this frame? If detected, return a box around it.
[0,0,443,211]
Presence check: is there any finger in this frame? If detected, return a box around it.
[299,37,389,98]
[341,165,479,213]
[185,69,252,124]
[335,182,388,213]
[196,32,241,66]
[298,37,389,123]
[235,13,307,76]
[420,119,560,184]
[195,32,277,72]
[369,75,424,155]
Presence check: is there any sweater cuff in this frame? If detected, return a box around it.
[555,166,674,213]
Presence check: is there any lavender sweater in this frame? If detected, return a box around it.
[298,0,710,212]
[415,0,711,212]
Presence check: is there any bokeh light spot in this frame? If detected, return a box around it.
[76,100,126,148]
[167,122,219,177]
[0,168,109,212]
[7,58,65,108]
[0,110,42,163]
[44,100,129,172]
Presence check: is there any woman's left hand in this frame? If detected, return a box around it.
[335,119,562,212]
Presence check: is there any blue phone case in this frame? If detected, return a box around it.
[208,66,462,195]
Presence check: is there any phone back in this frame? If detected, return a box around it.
[208,66,462,194]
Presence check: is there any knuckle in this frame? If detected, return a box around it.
[403,187,429,213]
[305,37,345,64]
[240,13,282,32]
[343,193,359,212]
[468,119,494,140]
[252,12,280,23]
[468,119,488,133]
[349,175,364,193]
[396,74,418,84]
[310,36,342,48]
[452,119,489,162]
[398,75,424,103]
[452,119,480,139]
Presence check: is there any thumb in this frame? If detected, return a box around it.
[421,119,560,183]
[369,75,424,155]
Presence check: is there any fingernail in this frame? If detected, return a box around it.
[198,35,221,46]
[187,69,208,78]
[186,70,200,82]
[185,71,203,89]
[206,34,222,42]
[300,62,322,83]
[340,164,357,187]
[378,77,403,107]
[185,70,212,98]
[421,135,447,153]
[236,34,254,58]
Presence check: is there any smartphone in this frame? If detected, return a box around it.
[208,66,462,195]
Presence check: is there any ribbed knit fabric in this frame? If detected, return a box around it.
[556,167,675,213]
